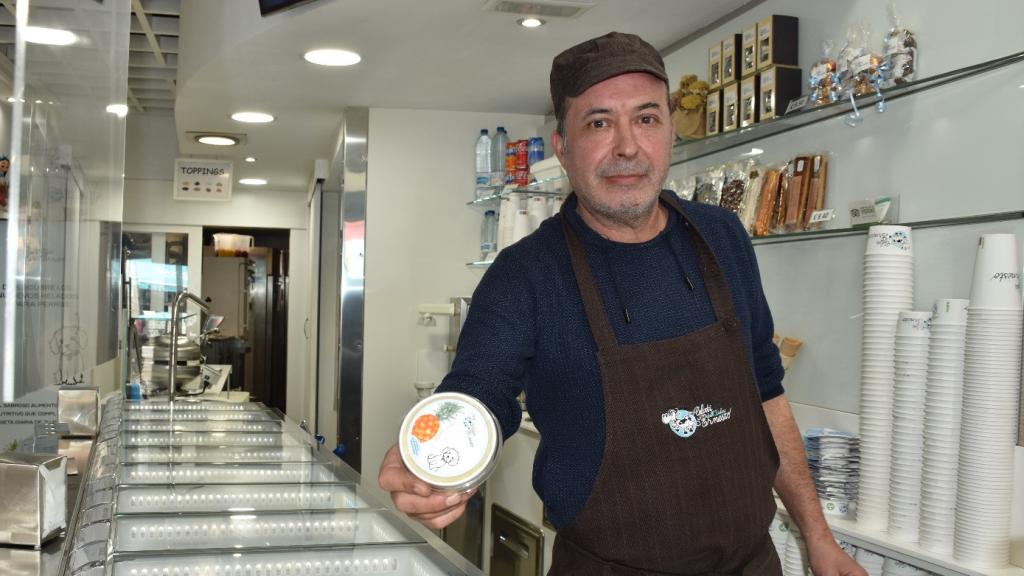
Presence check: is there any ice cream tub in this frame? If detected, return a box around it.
[398,392,501,492]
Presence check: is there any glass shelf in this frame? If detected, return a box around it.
[466,211,1024,268]
[467,174,569,206]
[671,50,1024,165]
[751,210,1024,246]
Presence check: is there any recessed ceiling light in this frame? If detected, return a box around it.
[23,26,77,46]
[303,48,361,67]
[244,156,257,163]
[106,104,128,118]
[231,111,275,123]
[196,135,238,146]
[518,17,545,28]
[239,178,267,186]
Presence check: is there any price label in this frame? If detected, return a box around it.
[808,208,837,224]
[784,96,809,115]
[849,200,879,227]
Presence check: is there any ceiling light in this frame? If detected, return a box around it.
[106,104,128,118]
[231,111,275,123]
[6,97,14,103]
[303,48,361,67]
[196,135,238,146]
[23,26,77,46]
[518,17,545,28]
[244,156,257,163]
[239,178,267,186]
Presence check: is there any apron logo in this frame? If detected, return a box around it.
[661,404,732,438]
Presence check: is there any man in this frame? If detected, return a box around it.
[380,32,865,575]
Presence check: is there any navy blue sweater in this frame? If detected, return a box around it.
[437,193,784,530]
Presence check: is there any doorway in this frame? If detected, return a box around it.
[201,227,290,414]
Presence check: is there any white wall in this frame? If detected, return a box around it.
[362,108,545,501]
[655,1,1024,568]
[662,0,1024,89]
[287,228,311,425]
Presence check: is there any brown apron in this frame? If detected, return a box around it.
[549,192,781,576]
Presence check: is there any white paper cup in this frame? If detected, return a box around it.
[865,225,914,256]
[968,234,1022,309]
[931,299,970,324]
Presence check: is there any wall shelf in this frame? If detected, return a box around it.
[671,50,1024,166]
[751,211,1024,246]
[775,500,1024,576]
[468,175,569,207]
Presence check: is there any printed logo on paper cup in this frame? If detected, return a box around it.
[991,272,1021,288]
[870,230,910,251]
[406,399,491,481]
[898,316,930,332]
[661,404,732,438]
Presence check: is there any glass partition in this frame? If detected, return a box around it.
[0,0,130,448]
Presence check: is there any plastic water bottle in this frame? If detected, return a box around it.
[490,127,510,186]
[475,129,491,194]
[480,210,497,260]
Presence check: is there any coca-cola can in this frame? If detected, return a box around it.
[516,170,529,186]
[515,140,529,171]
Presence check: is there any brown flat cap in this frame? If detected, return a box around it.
[550,32,668,120]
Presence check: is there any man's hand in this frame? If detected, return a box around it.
[806,535,867,576]
[377,444,475,530]
[762,395,866,576]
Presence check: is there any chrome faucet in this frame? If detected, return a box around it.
[169,290,211,402]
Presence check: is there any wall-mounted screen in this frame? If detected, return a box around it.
[259,0,317,16]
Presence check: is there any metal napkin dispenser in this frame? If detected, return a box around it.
[57,387,99,437]
[0,452,67,547]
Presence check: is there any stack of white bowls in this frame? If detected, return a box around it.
[954,233,1023,567]
[858,225,915,529]
[855,548,886,576]
[782,526,810,576]
[768,514,790,563]
[888,310,932,542]
[881,558,930,576]
[919,298,970,553]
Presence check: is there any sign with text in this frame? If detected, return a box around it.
[173,158,233,201]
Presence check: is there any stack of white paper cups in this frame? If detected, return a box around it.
[919,298,970,553]
[858,225,914,529]
[954,234,1022,567]
[888,310,931,542]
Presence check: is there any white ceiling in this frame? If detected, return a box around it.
[171,0,755,193]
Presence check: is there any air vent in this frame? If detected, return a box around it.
[482,0,594,19]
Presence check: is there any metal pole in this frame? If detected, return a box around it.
[169,290,210,402]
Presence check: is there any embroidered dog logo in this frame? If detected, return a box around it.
[661,408,698,438]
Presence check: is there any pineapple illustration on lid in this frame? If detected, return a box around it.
[399,392,502,492]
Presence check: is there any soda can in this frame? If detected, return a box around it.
[515,140,529,171]
[528,137,545,166]
[505,142,517,174]
[516,170,529,186]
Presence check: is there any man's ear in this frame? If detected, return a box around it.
[551,129,565,165]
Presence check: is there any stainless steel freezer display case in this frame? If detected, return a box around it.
[57,396,484,576]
